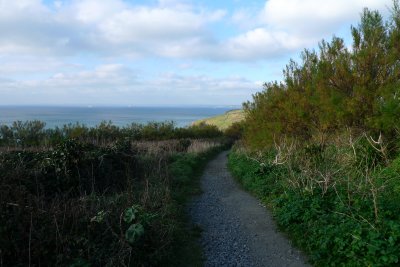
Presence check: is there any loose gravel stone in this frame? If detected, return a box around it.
[189,151,310,267]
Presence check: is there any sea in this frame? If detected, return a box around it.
[0,106,237,129]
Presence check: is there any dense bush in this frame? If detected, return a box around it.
[243,3,400,149]
[228,135,400,266]
[0,120,223,148]
[231,4,400,265]
[224,122,245,141]
[0,136,226,266]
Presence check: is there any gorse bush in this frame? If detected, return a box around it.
[230,2,400,266]
[243,3,400,149]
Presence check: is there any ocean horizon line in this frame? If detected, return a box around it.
[0,106,237,128]
[0,104,242,109]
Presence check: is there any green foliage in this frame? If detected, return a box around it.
[0,120,223,148]
[0,131,226,266]
[228,145,400,266]
[0,120,46,146]
[124,206,139,223]
[125,223,145,244]
[224,121,245,141]
[232,2,400,266]
[243,3,400,148]
[123,205,157,245]
[180,123,223,139]
[169,154,197,183]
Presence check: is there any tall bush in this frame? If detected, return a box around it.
[243,3,400,149]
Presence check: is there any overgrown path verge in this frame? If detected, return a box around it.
[189,151,309,267]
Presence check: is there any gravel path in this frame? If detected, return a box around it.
[189,151,310,267]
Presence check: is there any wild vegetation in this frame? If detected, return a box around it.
[0,120,228,266]
[243,4,400,149]
[0,120,222,149]
[192,109,245,130]
[229,3,400,266]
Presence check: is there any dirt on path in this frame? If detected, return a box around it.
[189,151,310,267]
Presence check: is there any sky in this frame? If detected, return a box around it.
[0,0,394,107]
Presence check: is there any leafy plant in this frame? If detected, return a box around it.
[0,133,226,266]
[123,205,145,245]
[228,145,400,266]
[125,223,145,245]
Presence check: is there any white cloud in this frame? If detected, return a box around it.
[261,0,392,36]
[99,8,216,44]
[0,56,79,75]
[0,0,95,55]
[0,0,393,61]
[0,0,396,106]
[72,0,126,24]
[0,0,47,16]
[219,0,392,61]
[41,64,136,90]
[221,28,310,60]
[0,0,226,58]
[0,64,259,106]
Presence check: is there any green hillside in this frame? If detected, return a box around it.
[193,109,244,130]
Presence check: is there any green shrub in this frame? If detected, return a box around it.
[0,135,226,266]
[0,120,223,148]
[224,122,245,140]
[228,148,400,266]
[242,3,400,149]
